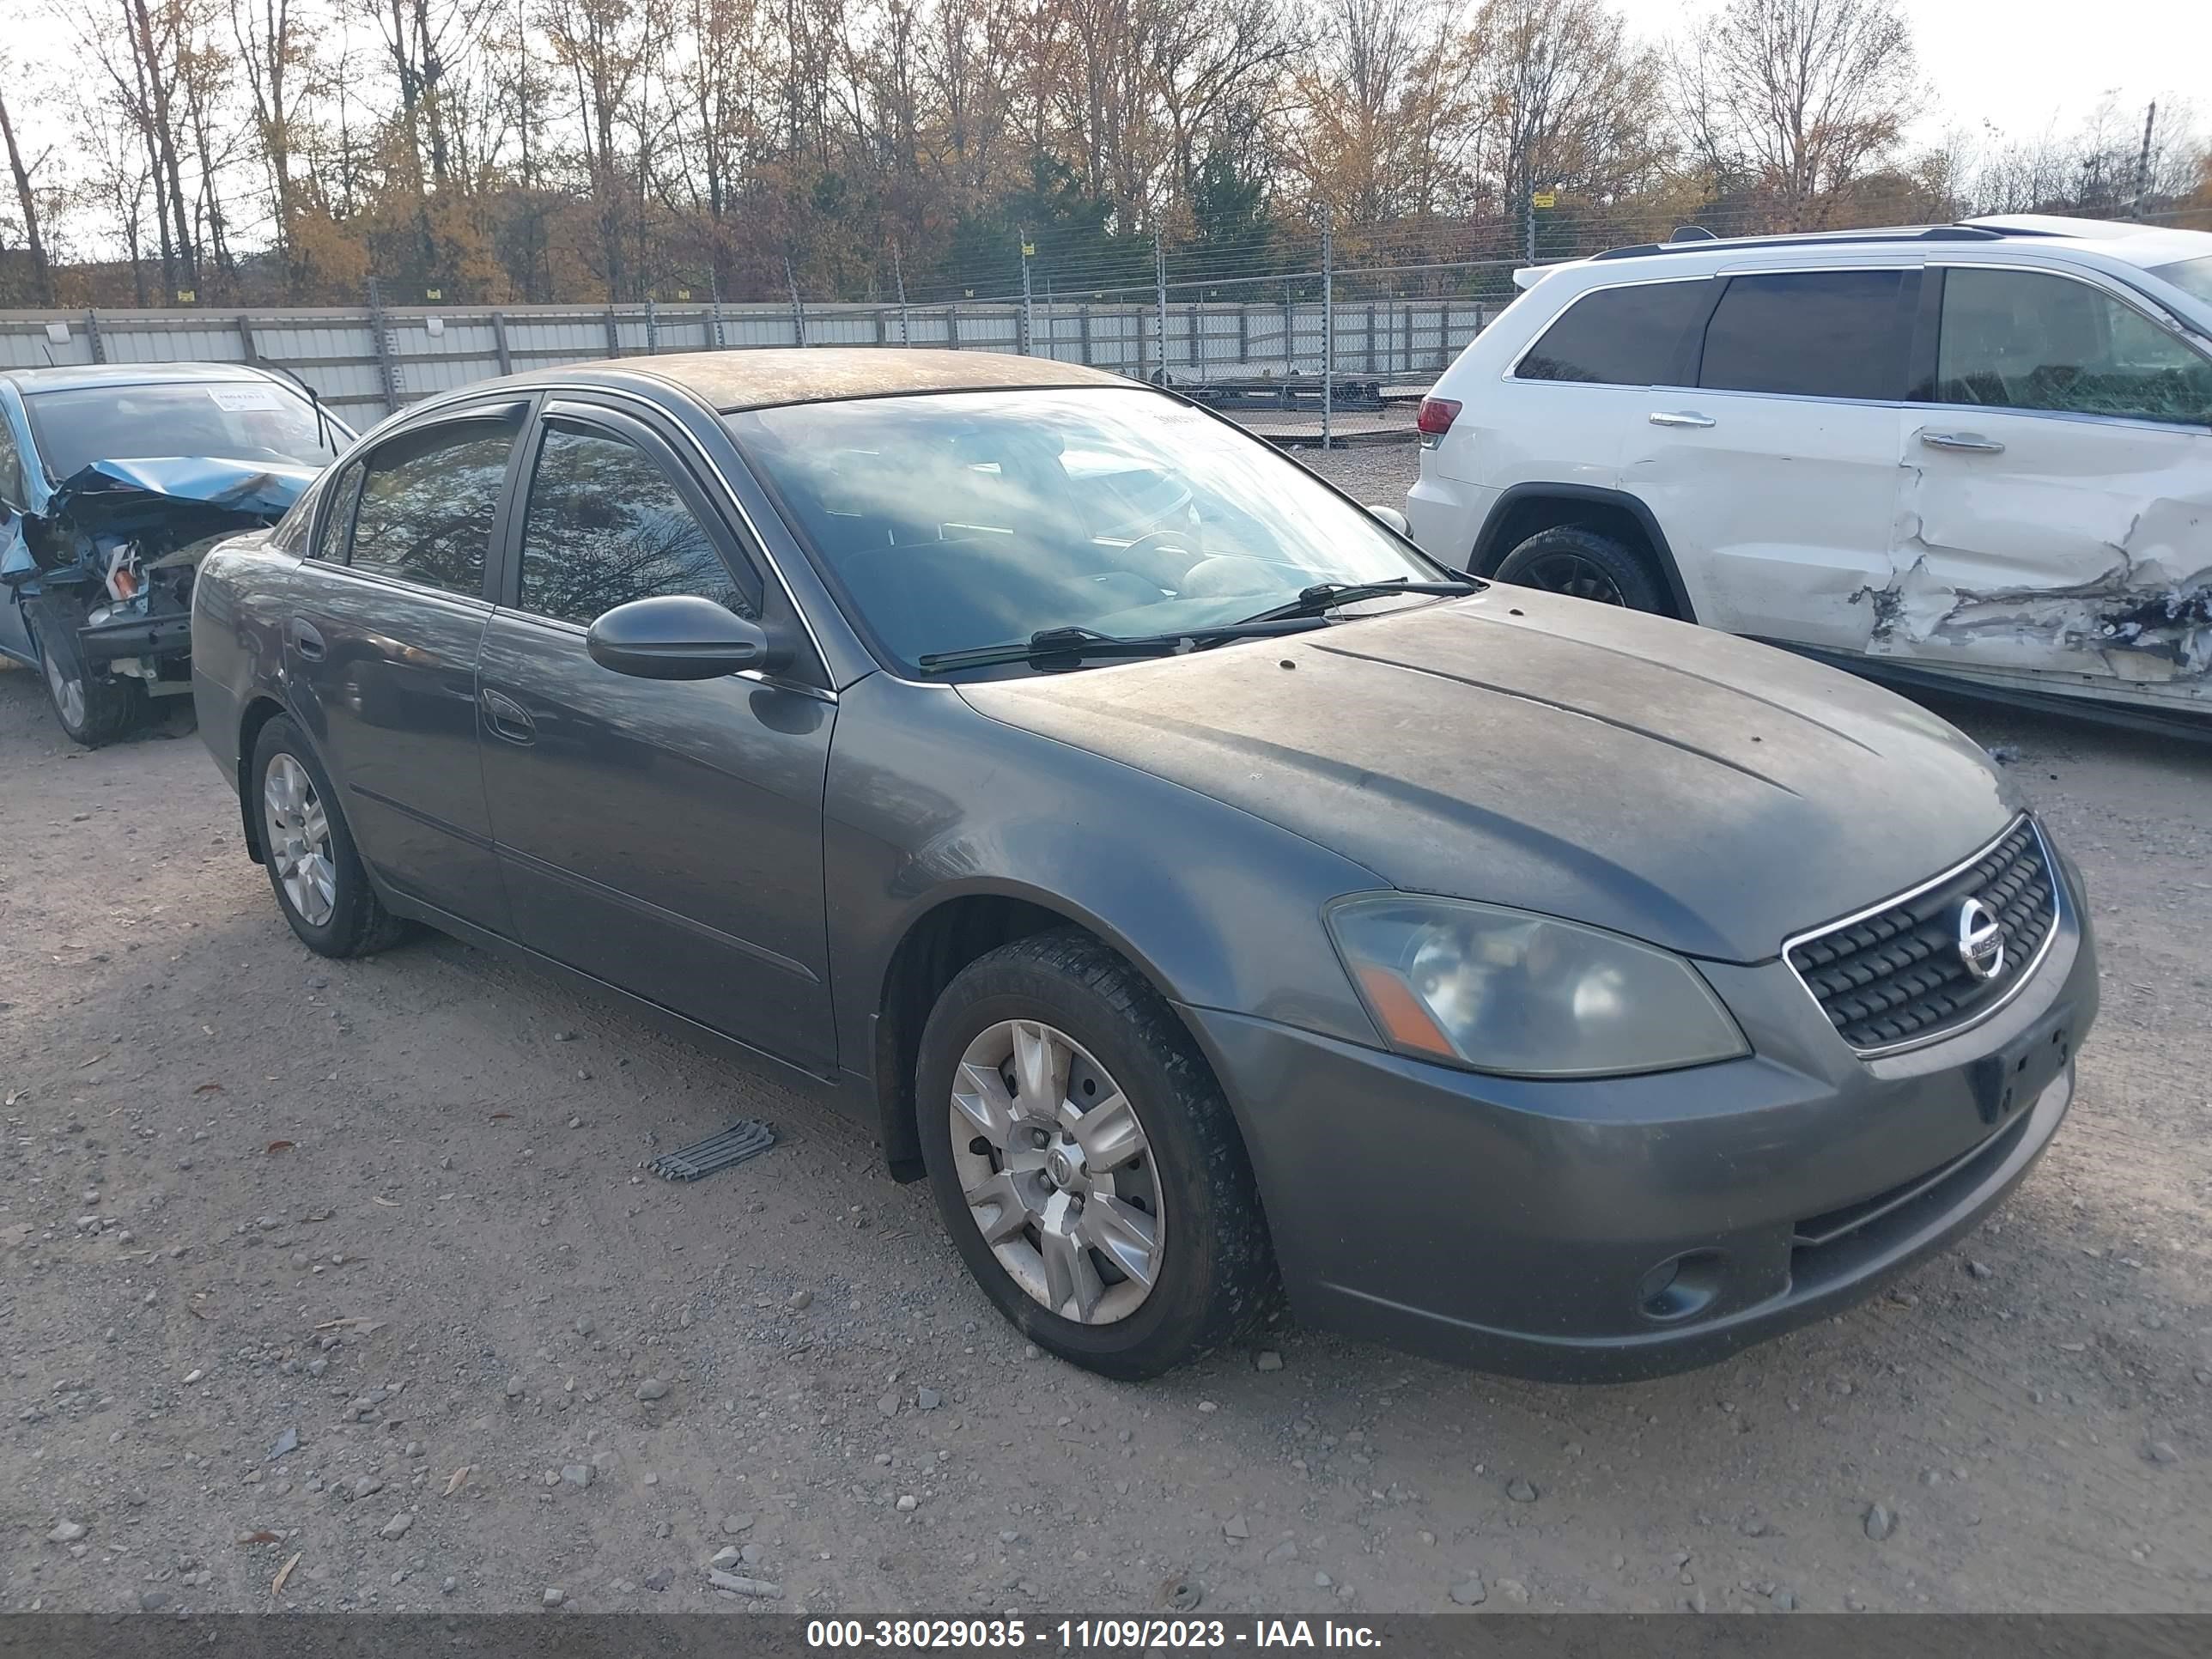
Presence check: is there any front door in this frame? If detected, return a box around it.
[286,404,524,928]
[1889,263,2212,692]
[475,401,838,1073]
[1620,267,1917,651]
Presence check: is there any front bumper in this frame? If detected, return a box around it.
[1186,860,2097,1382]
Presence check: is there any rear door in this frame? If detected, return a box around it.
[1890,263,2212,690]
[287,402,525,929]
[475,399,838,1071]
[1620,266,1917,647]
[1473,276,1718,497]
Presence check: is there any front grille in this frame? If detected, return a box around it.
[1786,818,2057,1053]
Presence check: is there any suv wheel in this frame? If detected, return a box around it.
[916,929,1273,1378]
[1494,526,1667,612]
[28,602,146,747]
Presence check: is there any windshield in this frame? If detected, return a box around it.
[25,380,346,482]
[726,387,1443,675]
[2151,255,2212,311]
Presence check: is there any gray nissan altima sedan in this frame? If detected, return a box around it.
[191,349,2097,1381]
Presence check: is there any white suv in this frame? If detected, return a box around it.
[1404,216,2212,726]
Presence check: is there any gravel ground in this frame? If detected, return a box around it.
[3,447,2209,1616]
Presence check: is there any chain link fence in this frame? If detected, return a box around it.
[6,200,2209,447]
[0,252,1531,448]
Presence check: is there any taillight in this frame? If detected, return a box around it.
[1415,396,1462,439]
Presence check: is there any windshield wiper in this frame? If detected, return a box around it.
[1233,577,1480,626]
[918,621,1316,675]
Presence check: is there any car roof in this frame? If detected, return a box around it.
[0,360,285,394]
[533,348,1135,413]
[1522,215,2212,288]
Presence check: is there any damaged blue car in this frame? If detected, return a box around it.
[0,363,351,745]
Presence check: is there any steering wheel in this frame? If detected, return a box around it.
[1106,526,1205,592]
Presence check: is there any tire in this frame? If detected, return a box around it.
[1492,525,1668,612]
[250,714,411,957]
[916,929,1273,1379]
[28,599,146,747]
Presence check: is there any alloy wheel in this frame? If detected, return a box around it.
[263,753,337,927]
[41,645,87,730]
[1521,551,1627,605]
[948,1018,1164,1325]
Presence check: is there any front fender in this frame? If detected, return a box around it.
[824,673,1389,1079]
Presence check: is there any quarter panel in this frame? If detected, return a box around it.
[190,538,296,783]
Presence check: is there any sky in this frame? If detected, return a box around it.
[1622,0,2209,145]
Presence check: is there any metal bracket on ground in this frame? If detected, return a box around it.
[648,1120,778,1182]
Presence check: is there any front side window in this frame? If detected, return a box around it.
[346,420,516,598]
[1699,270,1907,401]
[1516,280,1711,386]
[728,387,1444,675]
[516,426,754,626]
[1936,267,2212,427]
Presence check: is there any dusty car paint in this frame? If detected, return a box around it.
[192,352,2098,1379]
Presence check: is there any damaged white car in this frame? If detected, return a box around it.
[1406,216,2212,729]
[0,363,349,745]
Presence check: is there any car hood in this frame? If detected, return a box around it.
[957,590,2020,963]
[49,457,319,525]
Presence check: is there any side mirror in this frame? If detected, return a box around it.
[1366,504,1411,537]
[586,594,784,681]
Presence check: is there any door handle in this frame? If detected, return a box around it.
[1920,430,2006,453]
[1648,410,1715,428]
[288,618,325,660]
[479,687,537,746]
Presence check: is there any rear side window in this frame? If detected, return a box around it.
[1699,270,1907,401]
[516,425,755,626]
[345,419,516,597]
[2151,255,2212,307]
[1516,281,1711,386]
[1936,266,2212,427]
[312,461,364,561]
[264,477,319,555]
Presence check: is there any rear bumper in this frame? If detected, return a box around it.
[1183,874,2095,1382]
[1403,472,1496,571]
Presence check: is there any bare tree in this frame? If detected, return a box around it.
[0,66,57,305]
[233,0,321,296]
[1677,0,1919,227]
[1476,0,1665,223]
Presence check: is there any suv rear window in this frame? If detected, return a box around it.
[1516,281,1711,386]
[2151,255,2212,307]
[1698,270,1907,401]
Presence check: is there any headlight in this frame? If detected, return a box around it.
[1325,894,1747,1078]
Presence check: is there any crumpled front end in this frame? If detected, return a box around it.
[4,456,315,710]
